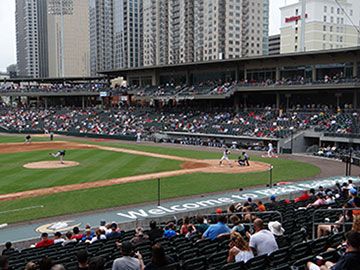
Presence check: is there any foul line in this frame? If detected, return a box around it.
[0,205,44,214]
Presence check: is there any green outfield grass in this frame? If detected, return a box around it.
[0,135,321,224]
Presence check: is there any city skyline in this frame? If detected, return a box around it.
[0,0,297,73]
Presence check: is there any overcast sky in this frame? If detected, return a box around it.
[0,0,298,72]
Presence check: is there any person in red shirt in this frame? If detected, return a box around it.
[35,233,54,248]
[295,190,310,202]
[71,227,83,241]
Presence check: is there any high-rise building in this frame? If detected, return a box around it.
[143,0,269,66]
[90,0,143,74]
[280,0,360,54]
[16,0,90,78]
[268,34,280,55]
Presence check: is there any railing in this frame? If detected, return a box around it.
[311,207,360,239]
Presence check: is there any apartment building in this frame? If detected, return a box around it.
[280,0,360,54]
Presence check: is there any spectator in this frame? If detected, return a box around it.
[130,227,149,245]
[112,241,144,270]
[353,197,360,216]
[77,249,89,270]
[81,229,93,243]
[163,222,177,239]
[227,232,254,263]
[25,262,36,270]
[144,243,174,270]
[99,220,107,232]
[195,214,209,235]
[0,256,9,270]
[306,230,360,270]
[295,190,311,202]
[53,232,65,244]
[269,195,279,207]
[89,257,105,270]
[180,216,195,236]
[348,189,357,206]
[307,193,327,208]
[257,201,266,211]
[317,203,353,238]
[325,192,335,204]
[248,218,278,256]
[268,221,288,248]
[51,265,66,270]
[39,258,53,270]
[352,215,360,232]
[1,242,15,256]
[35,233,54,248]
[229,215,245,234]
[146,221,164,242]
[63,231,77,246]
[72,227,83,241]
[90,228,106,244]
[106,223,121,239]
[202,215,230,240]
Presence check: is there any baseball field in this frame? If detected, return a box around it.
[0,135,321,225]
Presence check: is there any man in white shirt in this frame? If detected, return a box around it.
[268,142,274,156]
[219,149,232,167]
[248,218,278,256]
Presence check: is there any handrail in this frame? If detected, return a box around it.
[311,207,360,239]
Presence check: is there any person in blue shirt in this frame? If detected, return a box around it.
[163,222,177,239]
[202,215,230,240]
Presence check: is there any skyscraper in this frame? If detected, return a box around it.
[16,0,90,78]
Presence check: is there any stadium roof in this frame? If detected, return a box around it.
[99,46,360,76]
[0,76,108,84]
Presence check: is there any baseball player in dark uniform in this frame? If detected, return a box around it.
[49,150,66,164]
[24,134,32,144]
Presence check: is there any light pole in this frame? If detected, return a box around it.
[48,0,73,77]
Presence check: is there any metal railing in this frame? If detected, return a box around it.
[311,207,360,239]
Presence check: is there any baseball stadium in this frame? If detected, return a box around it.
[1,48,360,270]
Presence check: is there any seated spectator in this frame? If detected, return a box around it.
[317,203,353,238]
[180,216,195,236]
[352,215,360,232]
[257,201,266,211]
[63,231,77,246]
[81,229,93,243]
[88,257,105,270]
[269,195,279,207]
[227,232,254,263]
[145,243,174,270]
[99,220,107,232]
[53,232,65,244]
[84,224,95,237]
[130,227,149,245]
[307,193,327,208]
[35,233,54,248]
[71,227,83,241]
[325,192,335,204]
[295,190,311,202]
[268,221,288,248]
[306,230,360,270]
[353,197,360,216]
[0,256,9,270]
[202,215,230,240]
[113,241,144,270]
[348,189,357,206]
[248,218,278,256]
[1,242,16,255]
[90,228,106,244]
[163,222,177,239]
[146,221,164,242]
[106,223,121,239]
[195,214,209,235]
[229,215,245,234]
[77,249,89,270]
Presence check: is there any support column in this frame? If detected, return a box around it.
[312,66,316,82]
[275,67,280,81]
[285,94,291,112]
[44,97,48,110]
[185,69,190,85]
[10,96,13,108]
[243,94,248,110]
[276,92,280,109]
[335,93,342,109]
[82,96,85,109]
[244,69,248,81]
[27,96,30,107]
[354,61,358,78]
[353,90,358,109]
[235,67,239,81]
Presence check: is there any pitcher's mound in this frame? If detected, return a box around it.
[24,161,79,169]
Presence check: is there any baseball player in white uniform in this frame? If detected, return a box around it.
[268,142,274,156]
[219,149,232,167]
[49,150,66,164]
[136,132,141,143]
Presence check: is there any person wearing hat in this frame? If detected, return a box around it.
[268,221,288,248]
[112,241,144,270]
[325,192,335,204]
[99,220,107,232]
[348,189,357,206]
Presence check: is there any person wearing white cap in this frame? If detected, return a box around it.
[268,221,288,248]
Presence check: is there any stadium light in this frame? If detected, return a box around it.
[48,0,74,78]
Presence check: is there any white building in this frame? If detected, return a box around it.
[280,0,360,54]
